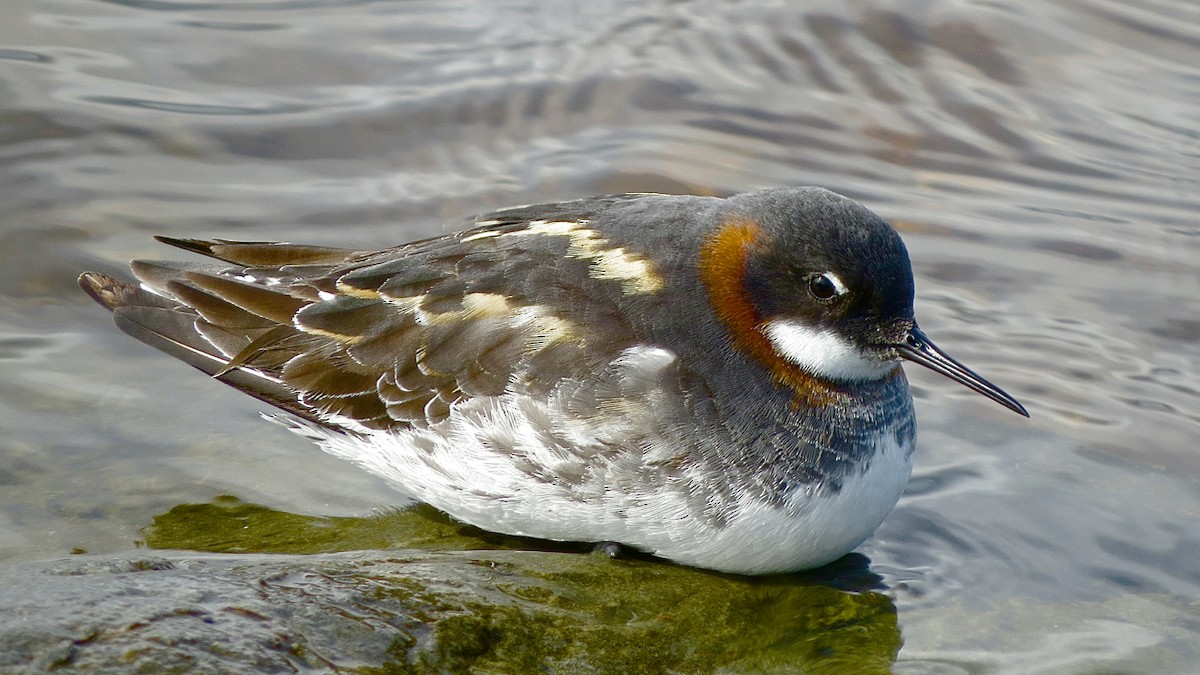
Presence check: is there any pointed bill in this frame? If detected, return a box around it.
[897,326,1029,417]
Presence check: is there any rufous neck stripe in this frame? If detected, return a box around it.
[697,216,841,407]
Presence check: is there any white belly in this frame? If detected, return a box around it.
[281,394,914,575]
[653,430,914,574]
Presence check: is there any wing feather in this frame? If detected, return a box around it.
[178,271,306,325]
[82,196,654,435]
[154,236,363,267]
[163,280,276,329]
[80,272,325,425]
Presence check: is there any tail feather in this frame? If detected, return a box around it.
[78,271,327,428]
[111,303,238,375]
[154,236,363,267]
[79,271,176,312]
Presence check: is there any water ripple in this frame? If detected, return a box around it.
[82,95,311,116]
[0,49,53,64]
[2,0,1200,669]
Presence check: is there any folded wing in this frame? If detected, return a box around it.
[80,199,649,435]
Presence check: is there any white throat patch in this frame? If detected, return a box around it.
[762,318,895,382]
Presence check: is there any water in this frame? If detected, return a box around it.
[2,0,1199,671]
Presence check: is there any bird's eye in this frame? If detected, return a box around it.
[807,273,841,301]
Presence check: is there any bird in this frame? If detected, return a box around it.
[79,187,1027,575]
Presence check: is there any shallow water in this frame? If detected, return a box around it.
[2,0,1199,671]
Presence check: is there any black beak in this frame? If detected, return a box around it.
[897,326,1028,417]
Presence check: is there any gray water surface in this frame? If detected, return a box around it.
[2,0,1199,672]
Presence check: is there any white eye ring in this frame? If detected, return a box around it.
[807,271,848,300]
[821,272,848,295]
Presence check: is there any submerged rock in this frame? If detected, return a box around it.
[0,499,901,673]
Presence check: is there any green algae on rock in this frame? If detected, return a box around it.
[122,498,903,672]
[144,495,546,555]
[0,548,900,673]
